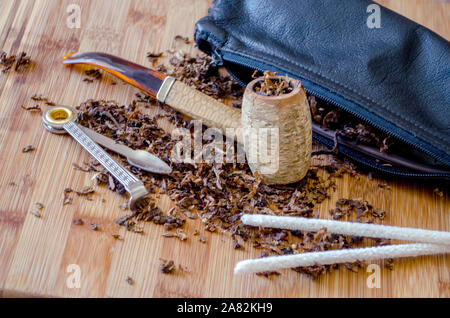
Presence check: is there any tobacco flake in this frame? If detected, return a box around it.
[31,94,48,102]
[14,52,31,71]
[72,163,90,172]
[75,186,95,195]
[205,223,216,233]
[73,218,84,225]
[30,202,44,218]
[125,276,134,285]
[21,105,41,112]
[22,145,35,153]
[63,188,73,205]
[159,259,175,274]
[174,35,190,44]
[256,271,281,278]
[162,228,187,241]
[84,69,102,83]
[1,51,31,73]
[146,52,162,63]
[0,51,15,73]
[232,239,243,249]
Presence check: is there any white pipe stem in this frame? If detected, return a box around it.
[241,214,450,246]
[234,243,450,275]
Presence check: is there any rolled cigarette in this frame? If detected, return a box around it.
[234,243,450,275]
[241,214,450,246]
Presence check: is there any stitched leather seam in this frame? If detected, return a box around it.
[195,29,225,52]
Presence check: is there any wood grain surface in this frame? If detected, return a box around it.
[0,0,448,298]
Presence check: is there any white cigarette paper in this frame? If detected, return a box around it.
[241,214,450,246]
[234,243,450,275]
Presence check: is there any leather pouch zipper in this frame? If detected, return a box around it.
[215,50,450,179]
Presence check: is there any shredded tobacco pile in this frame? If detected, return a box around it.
[71,47,393,279]
[252,70,294,96]
[75,96,387,279]
[150,50,244,108]
[308,95,394,153]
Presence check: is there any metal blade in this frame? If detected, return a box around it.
[63,52,165,97]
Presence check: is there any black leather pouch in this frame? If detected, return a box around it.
[194,0,450,179]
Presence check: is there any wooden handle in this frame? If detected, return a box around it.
[165,80,242,140]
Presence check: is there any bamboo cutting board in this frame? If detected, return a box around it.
[0,0,449,298]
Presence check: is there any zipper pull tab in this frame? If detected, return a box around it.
[206,49,223,78]
[211,49,224,67]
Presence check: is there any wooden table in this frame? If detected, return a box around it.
[0,0,448,298]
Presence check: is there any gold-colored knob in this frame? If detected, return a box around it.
[42,106,77,134]
[45,107,74,124]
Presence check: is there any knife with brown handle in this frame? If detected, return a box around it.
[63,52,242,140]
